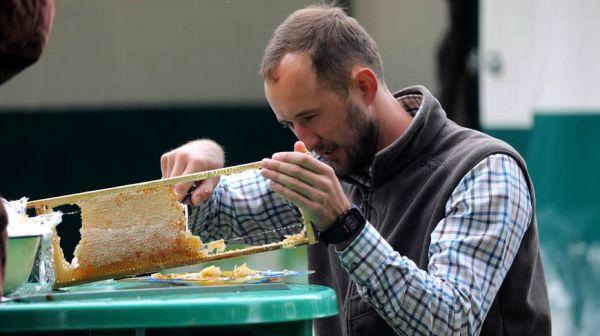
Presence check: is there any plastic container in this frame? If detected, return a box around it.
[3,234,41,295]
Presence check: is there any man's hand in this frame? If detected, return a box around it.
[160,139,225,205]
[260,141,351,231]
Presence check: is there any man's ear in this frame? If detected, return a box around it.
[352,67,378,105]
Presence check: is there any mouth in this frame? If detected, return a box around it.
[318,146,338,160]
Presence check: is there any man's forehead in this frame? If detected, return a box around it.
[265,53,317,112]
[265,52,347,121]
[272,52,315,83]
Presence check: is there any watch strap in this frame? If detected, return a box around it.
[318,205,366,246]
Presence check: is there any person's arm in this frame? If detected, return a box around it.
[336,154,532,335]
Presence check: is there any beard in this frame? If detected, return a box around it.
[319,99,379,177]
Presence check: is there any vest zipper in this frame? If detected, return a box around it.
[359,186,371,221]
[345,186,372,333]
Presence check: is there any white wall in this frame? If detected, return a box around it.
[0,0,447,110]
[480,0,600,128]
[353,0,446,95]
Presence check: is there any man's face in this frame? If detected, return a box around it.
[264,52,378,177]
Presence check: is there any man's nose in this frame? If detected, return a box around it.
[293,124,320,151]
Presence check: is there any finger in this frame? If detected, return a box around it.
[261,165,318,201]
[191,177,220,205]
[190,187,209,205]
[267,179,314,211]
[171,164,194,201]
[175,182,195,202]
[269,176,342,229]
[178,161,218,203]
[203,177,220,194]
[261,157,322,189]
[294,141,309,153]
[166,154,175,179]
[271,151,324,175]
[176,163,214,202]
[160,154,169,178]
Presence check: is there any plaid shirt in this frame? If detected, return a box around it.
[189,153,531,335]
[189,170,303,245]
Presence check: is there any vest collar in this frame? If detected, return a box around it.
[346,85,447,187]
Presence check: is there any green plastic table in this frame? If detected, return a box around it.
[0,281,338,335]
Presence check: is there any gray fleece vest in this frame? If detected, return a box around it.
[309,86,551,336]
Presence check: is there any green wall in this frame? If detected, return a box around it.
[487,113,600,333]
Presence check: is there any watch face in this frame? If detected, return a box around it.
[319,206,365,246]
[342,208,363,234]
[344,213,360,233]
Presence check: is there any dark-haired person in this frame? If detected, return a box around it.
[0,0,54,84]
[0,0,55,296]
[161,5,550,335]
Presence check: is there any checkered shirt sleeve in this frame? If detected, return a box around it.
[336,154,532,335]
[188,170,303,245]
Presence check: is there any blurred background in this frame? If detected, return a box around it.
[0,1,598,334]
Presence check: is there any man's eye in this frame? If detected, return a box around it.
[281,122,294,130]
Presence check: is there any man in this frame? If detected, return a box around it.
[161,5,550,335]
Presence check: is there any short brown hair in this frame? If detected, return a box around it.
[260,4,384,96]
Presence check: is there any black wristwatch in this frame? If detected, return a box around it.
[318,205,366,246]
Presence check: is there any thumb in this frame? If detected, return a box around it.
[294,141,309,153]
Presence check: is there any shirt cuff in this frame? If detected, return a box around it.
[336,222,396,286]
